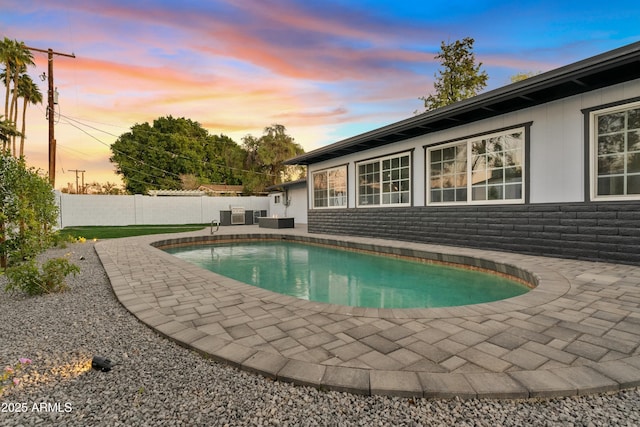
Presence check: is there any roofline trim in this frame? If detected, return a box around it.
[286,41,640,165]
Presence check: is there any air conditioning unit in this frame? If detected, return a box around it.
[231,207,245,225]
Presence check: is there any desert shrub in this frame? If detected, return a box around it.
[4,257,79,295]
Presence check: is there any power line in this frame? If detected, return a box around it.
[25,45,75,187]
[59,118,248,190]
[68,169,85,194]
[59,113,122,137]
[33,104,267,187]
[58,112,278,177]
[60,118,183,181]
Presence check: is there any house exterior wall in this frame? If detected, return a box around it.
[308,202,640,264]
[305,79,640,264]
[269,184,308,224]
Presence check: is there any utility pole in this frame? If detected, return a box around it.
[24,46,75,187]
[69,169,85,194]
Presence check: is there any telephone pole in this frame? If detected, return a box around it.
[24,46,75,187]
[69,169,85,194]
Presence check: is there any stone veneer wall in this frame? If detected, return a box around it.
[308,202,640,265]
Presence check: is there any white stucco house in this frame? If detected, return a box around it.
[266,179,308,224]
[285,41,640,264]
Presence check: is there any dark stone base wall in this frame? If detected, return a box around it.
[308,202,640,265]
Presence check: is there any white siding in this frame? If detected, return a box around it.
[269,184,308,224]
[308,79,640,206]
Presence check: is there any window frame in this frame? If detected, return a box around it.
[588,99,640,201]
[426,126,527,206]
[356,151,412,208]
[311,165,348,209]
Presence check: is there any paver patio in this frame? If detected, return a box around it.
[95,225,640,398]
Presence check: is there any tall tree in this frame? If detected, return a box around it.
[203,133,246,185]
[0,38,19,121]
[1,39,36,154]
[9,66,26,154]
[242,124,304,193]
[110,116,245,194]
[419,37,488,112]
[7,44,34,142]
[0,39,19,151]
[17,72,42,157]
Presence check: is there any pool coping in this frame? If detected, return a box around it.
[151,233,564,319]
[95,225,640,399]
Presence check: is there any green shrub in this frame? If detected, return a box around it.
[51,230,82,248]
[1,151,59,270]
[4,257,79,295]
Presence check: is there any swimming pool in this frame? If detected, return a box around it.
[164,240,530,309]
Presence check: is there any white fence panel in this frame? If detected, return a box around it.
[56,192,269,227]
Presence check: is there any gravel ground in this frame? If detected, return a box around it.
[0,242,639,426]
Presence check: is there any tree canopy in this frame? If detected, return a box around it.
[242,124,305,194]
[110,116,247,194]
[419,37,488,112]
[110,117,303,195]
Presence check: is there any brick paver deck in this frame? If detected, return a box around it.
[95,225,640,398]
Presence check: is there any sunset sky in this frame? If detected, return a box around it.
[2,0,639,190]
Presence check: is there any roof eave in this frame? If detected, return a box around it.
[285,41,640,166]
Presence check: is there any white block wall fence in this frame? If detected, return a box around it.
[55,192,270,228]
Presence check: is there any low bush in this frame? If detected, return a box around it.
[4,257,79,296]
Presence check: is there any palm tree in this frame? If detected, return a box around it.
[8,44,34,138]
[0,115,21,150]
[0,70,6,152]
[17,73,42,157]
[1,39,35,156]
[0,37,18,120]
[1,66,24,155]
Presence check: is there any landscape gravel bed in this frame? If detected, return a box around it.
[1,242,638,426]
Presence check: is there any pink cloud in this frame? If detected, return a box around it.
[480,54,560,73]
[10,0,612,191]
[273,107,349,120]
[28,0,437,83]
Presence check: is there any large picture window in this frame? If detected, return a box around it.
[312,166,347,208]
[591,101,640,199]
[357,153,411,206]
[428,128,525,204]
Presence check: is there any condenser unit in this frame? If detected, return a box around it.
[230,207,245,225]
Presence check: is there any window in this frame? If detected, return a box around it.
[428,128,525,204]
[312,166,347,208]
[591,101,640,199]
[357,153,411,206]
[274,195,281,204]
[429,143,467,203]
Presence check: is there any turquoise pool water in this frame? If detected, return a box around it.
[164,241,530,309]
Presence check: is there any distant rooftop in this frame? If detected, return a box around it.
[147,184,245,197]
[198,184,244,195]
[265,179,307,192]
[148,190,205,196]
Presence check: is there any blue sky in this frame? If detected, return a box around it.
[1,0,639,188]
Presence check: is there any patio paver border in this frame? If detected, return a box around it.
[95,225,640,399]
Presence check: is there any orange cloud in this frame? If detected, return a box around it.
[10,0,625,192]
